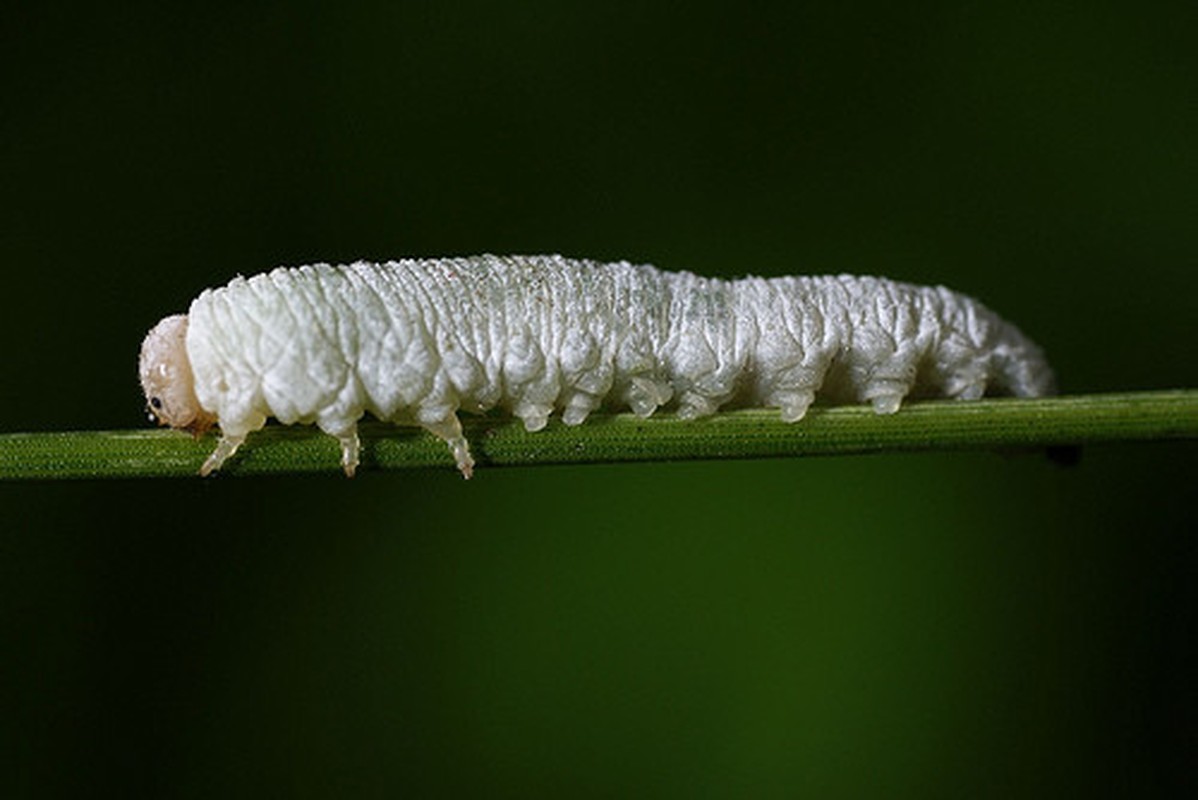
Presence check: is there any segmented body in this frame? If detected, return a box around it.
[145,255,1055,476]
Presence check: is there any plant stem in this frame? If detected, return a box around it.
[1,390,1195,480]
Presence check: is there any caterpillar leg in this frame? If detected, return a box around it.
[759,360,825,422]
[200,433,246,476]
[316,417,361,477]
[332,427,361,477]
[514,401,552,432]
[561,391,601,426]
[512,380,560,432]
[625,376,672,418]
[938,339,991,400]
[862,352,921,415]
[420,413,475,479]
[676,372,738,420]
[863,380,911,415]
[677,391,720,420]
[948,378,987,401]
[771,389,816,422]
[944,363,990,400]
[337,429,361,476]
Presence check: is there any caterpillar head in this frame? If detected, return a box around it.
[139,314,216,436]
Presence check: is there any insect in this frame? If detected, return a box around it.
[139,254,1055,478]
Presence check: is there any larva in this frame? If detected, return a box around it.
[139,254,1055,477]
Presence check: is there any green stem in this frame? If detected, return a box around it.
[2,390,1196,480]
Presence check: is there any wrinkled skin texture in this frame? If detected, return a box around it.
[140,255,1056,478]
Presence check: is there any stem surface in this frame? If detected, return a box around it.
[1,390,1195,479]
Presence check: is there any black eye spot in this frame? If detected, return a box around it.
[150,397,162,410]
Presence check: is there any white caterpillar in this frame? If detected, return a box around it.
[138,254,1055,477]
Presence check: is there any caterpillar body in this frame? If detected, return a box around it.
[138,254,1055,477]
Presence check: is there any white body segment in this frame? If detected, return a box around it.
[166,255,1054,476]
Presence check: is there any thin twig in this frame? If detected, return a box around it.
[1,390,1195,479]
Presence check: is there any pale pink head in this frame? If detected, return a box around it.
[139,314,216,435]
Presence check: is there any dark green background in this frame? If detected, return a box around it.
[3,2,1195,795]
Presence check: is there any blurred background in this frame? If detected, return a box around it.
[2,1,1195,795]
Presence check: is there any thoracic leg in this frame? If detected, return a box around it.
[200,433,246,476]
[335,427,361,477]
[317,417,361,477]
[421,414,475,479]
